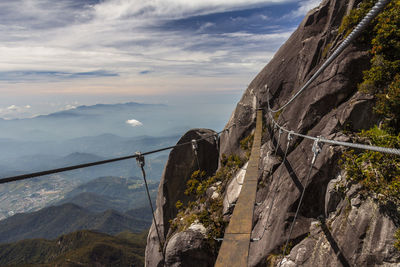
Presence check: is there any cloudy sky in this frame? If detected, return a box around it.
[0,0,321,119]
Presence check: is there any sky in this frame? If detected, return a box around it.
[0,0,322,120]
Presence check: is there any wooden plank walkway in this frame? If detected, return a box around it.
[215,109,263,267]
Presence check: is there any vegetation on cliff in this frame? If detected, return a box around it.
[339,0,400,249]
[169,136,251,256]
[170,154,245,242]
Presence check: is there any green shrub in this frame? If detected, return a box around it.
[171,152,246,244]
[356,0,400,96]
[338,0,376,38]
[395,228,400,251]
[175,200,183,210]
[185,170,206,195]
[221,153,245,168]
[340,0,400,212]
[375,74,400,132]
[341,127,400,205]
[240,133,254,158]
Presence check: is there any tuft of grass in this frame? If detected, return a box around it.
[394,228,400,251]
[321,42,333,59]
[266,254,280,267]
[240,134,254,159]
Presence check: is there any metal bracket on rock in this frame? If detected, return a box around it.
[135,151,145,168]
[311,136,323,165]
[191,139,198,154]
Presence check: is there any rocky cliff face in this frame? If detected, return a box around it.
[145,0,400,266]
[146,129,219,267]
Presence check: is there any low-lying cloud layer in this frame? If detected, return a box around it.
[0,104,33,119]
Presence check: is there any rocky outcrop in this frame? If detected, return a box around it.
[145,129,219,267]
[222,162,248,215]
[165,229,214,267]
[220,0,372,157]
[282,183,400,266]
[146,0,400,266]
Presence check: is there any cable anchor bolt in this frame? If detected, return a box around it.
[135,151,145,168]
[213,134,218,143]
[288,131,294,141]
[311,136,323,164]
[191,139,198,153]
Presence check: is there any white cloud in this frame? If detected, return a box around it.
[7,105,18,111]
[0,0,299,74]
[0,104,35,119]
[0,0,309,99]
[290,0,322,17]
[64,104,77,110]
[126,119,143,127]
[93,0,294,20]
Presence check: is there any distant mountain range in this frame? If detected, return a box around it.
[0,134,172,185]
[0,101,197,142]
[0,203,150,244]
[0,174,158,222]
[57,176,158,213]
[0,176,157,244]
[0,131,176,165]
[0,230,147,266]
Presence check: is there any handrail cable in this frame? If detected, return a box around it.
[267,109,400,156]
[274,128,283,155]
[251,131,293,242]
[191,139,201,171]
[269,0,391,113]
[266,92,400,156]
[0,124,235,185]
[135,152,166,263]
[278,138,322,266]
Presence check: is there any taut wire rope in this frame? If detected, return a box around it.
[251,131,293,242]
[136,152,166,263]
[269,0,391,113]
[278,138,322,267]
[0,124,236,185]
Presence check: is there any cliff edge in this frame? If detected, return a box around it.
[146,0,400,266]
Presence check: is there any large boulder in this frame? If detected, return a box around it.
[165,229,214,267]
[145,129,219,267]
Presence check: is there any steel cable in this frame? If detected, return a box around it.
[266,91,400,156]
[278,138,322,267]
[251,131,293,242]
[136,153,165,263]
[267,108,400,156]
[269,0,391,113]
[0,125,235,185]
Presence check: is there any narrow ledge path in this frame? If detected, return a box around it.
[215,109,263,267]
